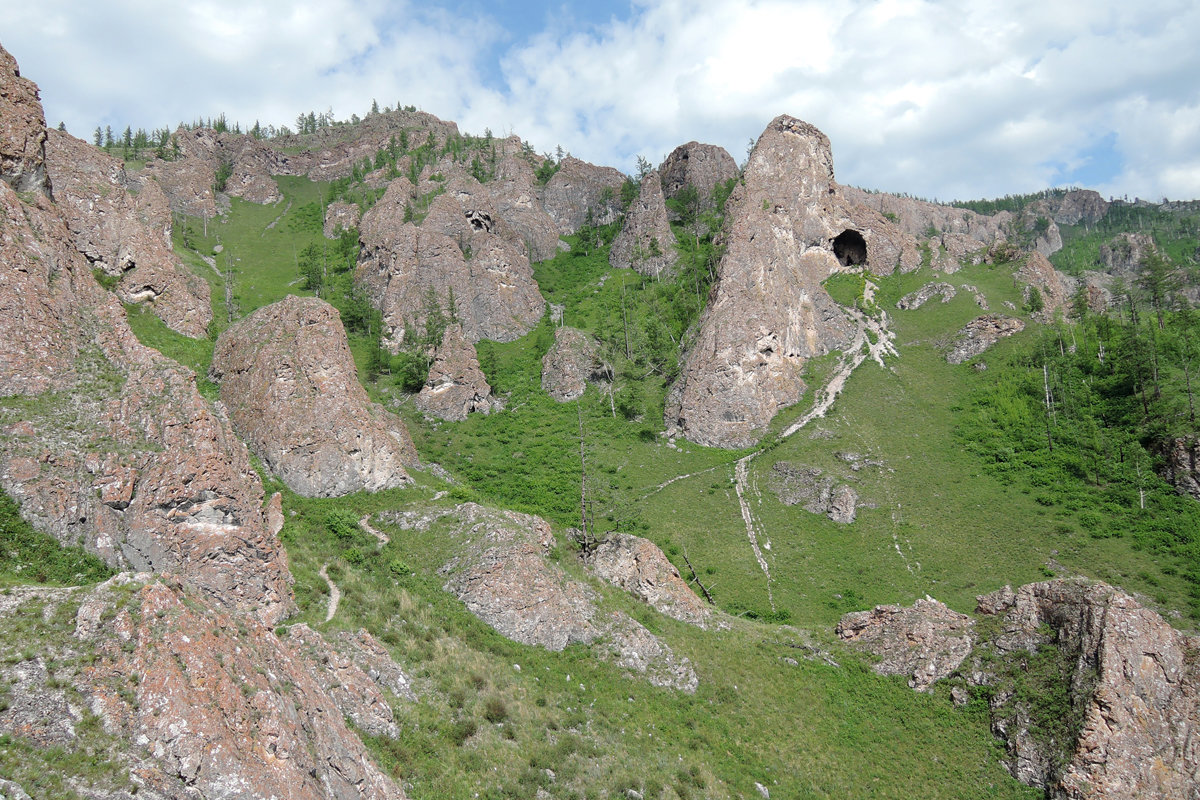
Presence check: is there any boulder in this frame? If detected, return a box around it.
[658,141,739,210]
[399,503,697,691]
[589,533,712,627]
[415,323,498,421]
[44,129,213,338]
[970,580,1200,799]
[836,597,975,691]
[896,282,957,310]
[1018,251,1071,322]
[946,314,1025,364]
[610,170,679,277]
[541,326,611,402]
[767,462,858,524]
[665,116,857,448]
[209,295,416,497]
[541,156,626,235]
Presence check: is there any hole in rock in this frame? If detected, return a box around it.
[832,229,867,267]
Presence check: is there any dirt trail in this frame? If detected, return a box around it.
[359,514,390,545]
[263,200,292,234]
[319,563,340,623]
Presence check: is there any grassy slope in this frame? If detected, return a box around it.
[112,174,1200,799]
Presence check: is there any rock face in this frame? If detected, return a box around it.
[768,462,859,524]
[0,45,49,196]
[415,323,498,421]
[542,156,626,235]
[836,598,975,691]
[946,314,1025,364]
[840,185,1009,251]
[541,326,611,402]
[0,47,292,625]
[44,129,212,338]
[1158,436,1200,501]
[1099,232,1157,276]
[1030,189,1110,227]
[659,141,739,209]
[0,576,405,799]
[1018,251,1071,321]
[390,503,698,691]
[896,282,957,310]
[970,580,1200,799]
[487,152,563,263]
[356,178,545,345]
[209,295,416,497]
[610,170,679,277]
[589,533,712,627]
[324,200,361,237]
[665,116,858,448]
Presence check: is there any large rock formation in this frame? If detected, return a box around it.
[946,314,1025,364]
[970,580,1200,799]
[665,115,858,448]
[0,45,49,196]
[610,170,679,277]
[324,200,361,237]
[659,141,739,209]
[836,597,976,691]
[356,178,544,346]
[541,156,626,235]
[1158,436,1200,501]
[486,152,563,262]
[840,184,1010,249]
[1018,251,1071,321]
[0,576,405,799]
[390,503,698,691]
[415,323,498,421]
[1098,232,1157,277]
[209,295,416,497]
[1029,189,1110,227]
[0,44,291,625]
[541,326,611,402]
[589,533,712,628]
[44,129,212,338]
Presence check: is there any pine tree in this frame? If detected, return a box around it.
[93,127,103,147]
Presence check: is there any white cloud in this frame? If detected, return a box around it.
[2,0,1199,200]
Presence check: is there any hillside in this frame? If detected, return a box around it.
[1,43,1197,800]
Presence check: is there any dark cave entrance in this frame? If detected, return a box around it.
[832,229,868,267]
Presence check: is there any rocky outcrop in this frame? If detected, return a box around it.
[1018,251,1071,321]
[0,49,292,625]
[659,141,739,209]
[541,326,611,402]
[946,315,1025,364]
[968,580,1200,799]
[143,153,218,219]
[1157,436,1200,502]
[896,282,957,310]
[356,178,544,345]
[415,324,498,421]
[767,462,859,524]
[589,533,711,627]
[610,170,679,277]
[1098,232,1157,277]
[390,503,697,691]
[541,156,625,235]
[1029,190,1110,227]
[836,598,975,691]
[209,295,416,497]
[324,200,361,237]
[1034,219,1064,258]
[840,185,1009,249]
[665,116,858,448]
[44,129,212,338]
[0,45,49,196]
[487,152,563,262]
[0,576,404,799]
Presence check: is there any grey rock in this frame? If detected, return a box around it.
[896,282,956,310]
[589,533,711,627]
[542,156,625,235]
[946,315,1025,364]
[610,170,678,277]
[659,141,739,210]
[541,327,611,402]
[415,324,499,421]
[836,597,975,691]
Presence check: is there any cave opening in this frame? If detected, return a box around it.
[832,229,868,267]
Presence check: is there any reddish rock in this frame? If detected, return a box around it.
[659,141,739,209]
[542,156,626,235]
[44,129,212,337]
[837,597,975,691]
[541,326,610,402]
[210,295,416,497]
[487,152,563,262]
[589,533,711,627]
[415,323,498,421]
[610,170,679,277]
[1156,436,1200,502]
[324,200,361,237]
[665,115,856,448]
[0,44,50,196]
[1029,189,1110,226]
[1018,251,1071,321]
[946,315,1025,364]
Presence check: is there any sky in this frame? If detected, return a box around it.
[2,0,1198,203]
